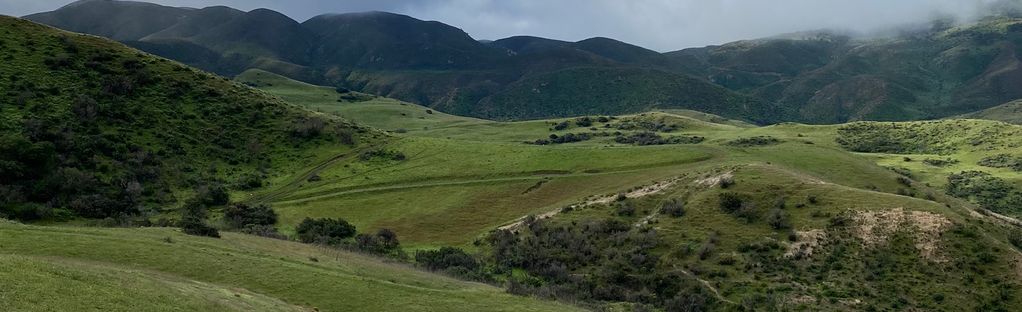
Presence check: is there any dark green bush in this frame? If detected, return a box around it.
[295,218,356,244]
[223,203,277,229]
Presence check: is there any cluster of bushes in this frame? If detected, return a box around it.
[978,154,1022,171]
[835,122,959,154]
[611,120,678,133]
[614,132,704,146]
[295,217,402,256]
[726,136,781,147]
[946,171,1022,216]
[358,149,406,161]
[414,247,485,280]
[531,132,593,145]
[338,93,374,102]
[485,218,716,310]
[923,158,958,167]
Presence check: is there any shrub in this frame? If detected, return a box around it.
[659,199,685,218]
[179,201,219,238]
[358,149,406,161]
[223,203,277,229]
[615,202,636,217]
[290,116,326,139]
[355,228,401,254]
[698,242,716,260]
[295,218,356,245]
[241,224,287,240]
[767,208,791,230]
[719,193,743,213]
[235,172,264,190]
[194,183,230,206]
[946,171,1022,215]
[553,121,570,131]
[180,216,220,238]
[1009,229,1022,250]
[726,136,781,147]
[615,132,704,146]
[415,247,480,277]
[896,176,912,187]
[575,117,593,127]
[978,154,1022,171]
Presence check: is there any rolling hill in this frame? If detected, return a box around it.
[0,15,370,221]
[27,0,1022,125]
[8,4,1022,311]
[226,71,1022,310]
[23,0,762,123]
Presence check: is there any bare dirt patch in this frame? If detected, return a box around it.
[785,229,827,259]
[693,171,734,188]
[499,177,683,232]
[850,208,952,262]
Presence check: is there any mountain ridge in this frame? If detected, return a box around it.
[24,0,1022,124]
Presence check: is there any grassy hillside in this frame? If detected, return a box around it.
[231,73,1022,310]
[9,6,1022,311]
[960,99,1022,124]
[0,221,579,312]
[0,16,368,221]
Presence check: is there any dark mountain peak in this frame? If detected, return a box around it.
[25,0,191,41]
[303,11,500,69]
[571,36,669,66]
[490,36,570,55]
[246,8,293,20]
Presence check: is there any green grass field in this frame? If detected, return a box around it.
[232,71,1022,250]
[6,54,1022,311]
[0,221,580,312]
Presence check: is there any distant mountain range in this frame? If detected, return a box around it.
[24,0,1022,124]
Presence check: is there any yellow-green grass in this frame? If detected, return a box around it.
[0,222,580,312]
[0,255,304,312]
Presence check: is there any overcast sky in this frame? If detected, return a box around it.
[0,0,1004,51]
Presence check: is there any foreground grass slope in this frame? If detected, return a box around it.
[0,221,579,312]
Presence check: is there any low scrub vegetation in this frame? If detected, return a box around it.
[726,136,781,147]
[614,132,704,145]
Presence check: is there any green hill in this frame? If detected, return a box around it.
[0,221,578,312]
[24,1,756,123]
[959,99,1022,124]
[26,1,1022,124]
[227,73,1022,310]
[9,4,1022,312]
[0,16,366,221]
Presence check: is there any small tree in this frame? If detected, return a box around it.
[660,198,685,218]
[179,201,219,238]
[767,208,791,230]
[719,192,743,214]
[223,202,277,229]
[295,218,356,245]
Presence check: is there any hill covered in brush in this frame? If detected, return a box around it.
[25,0,1022,124]
[23,0,769,123]
[0,15,368,222]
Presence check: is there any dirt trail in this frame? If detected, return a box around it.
[498,177,683,232]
